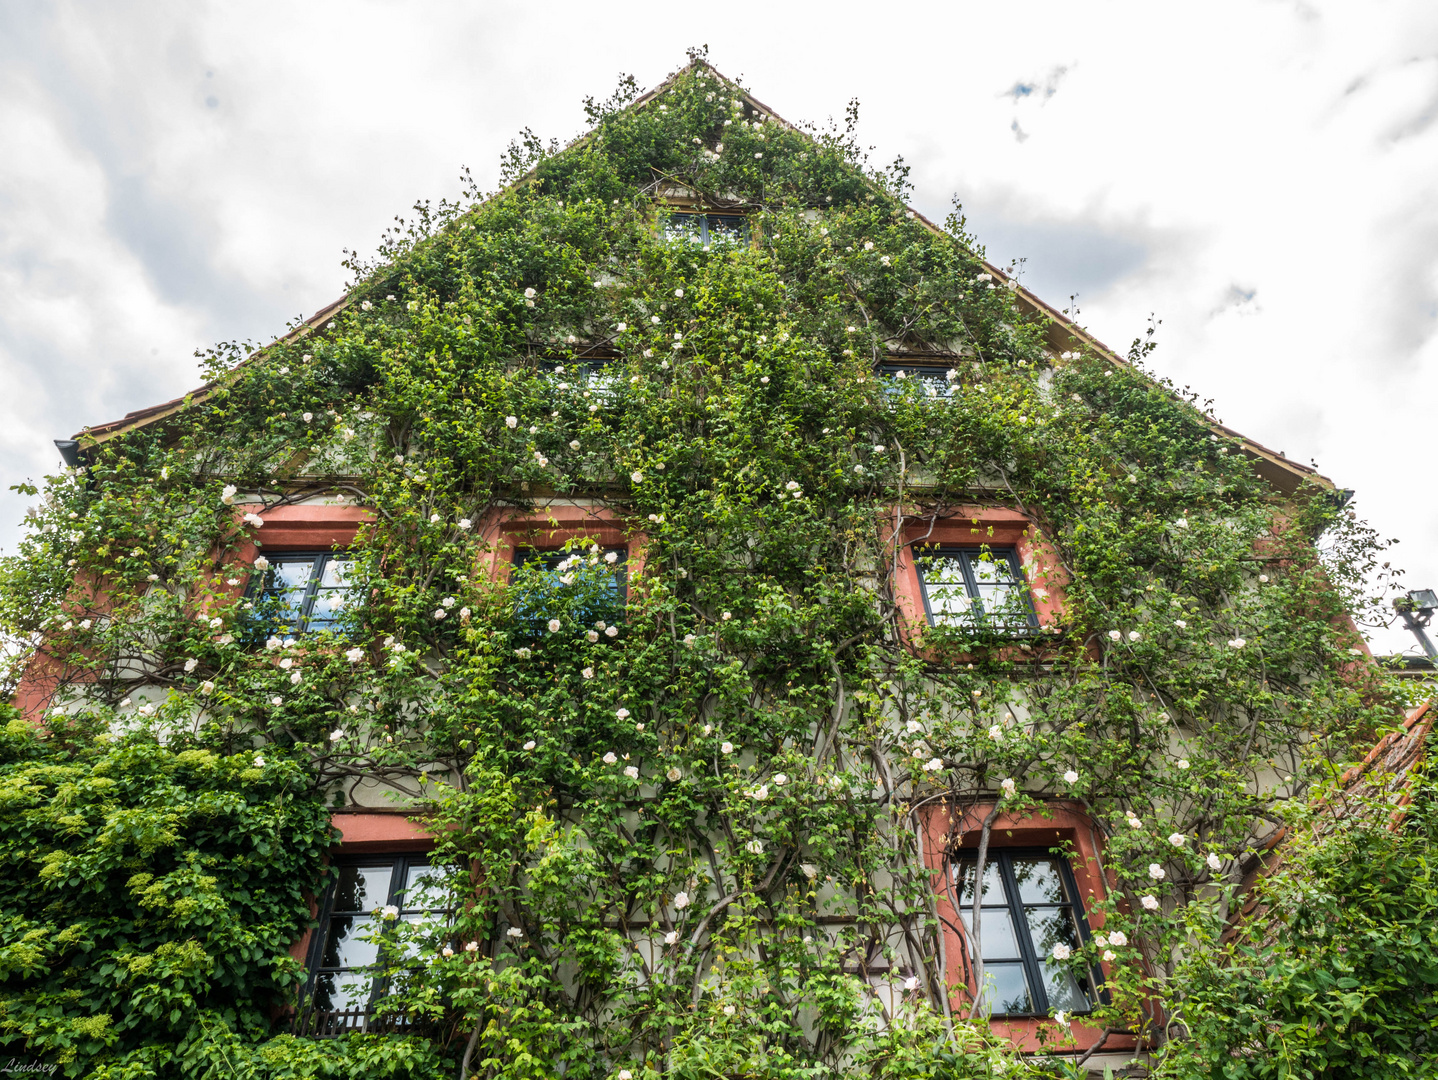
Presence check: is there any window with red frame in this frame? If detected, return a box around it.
[953,848,1103,1017]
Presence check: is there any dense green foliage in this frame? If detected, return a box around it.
[0,708,334,1072]
[0,57,1424,1078]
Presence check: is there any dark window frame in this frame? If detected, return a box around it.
[302,853,449,1020]
[913,544,1039,633]
[951,847,1105,1018]
[662,210,750,247]
[874,361,959,399]
[245,550,356,636]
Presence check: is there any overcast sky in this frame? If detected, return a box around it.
[2,1,1435,652]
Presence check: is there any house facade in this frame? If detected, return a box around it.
[1,58,1403,1079]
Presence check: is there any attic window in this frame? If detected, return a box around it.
[875,361,957,400]
[663,212,749,247]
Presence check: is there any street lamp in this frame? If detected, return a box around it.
[1393,589,1438,659]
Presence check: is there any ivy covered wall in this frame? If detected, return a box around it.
[0,58,1430,1079]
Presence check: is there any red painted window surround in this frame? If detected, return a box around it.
[473,503,648,583]
[286,810,437,968]
[921,800,1136,1056]
[891,507,1069,647]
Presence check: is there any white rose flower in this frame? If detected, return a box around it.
[1141,894,1160,911]
[330,729,345,742]
[605,625,618,638]
[1169,832,1187,847]
[184,658,199,673]
[663,931,679,945]
[1228,638,1247,649]
[253,755,266,768]
[745,839,764,854]
[271,696,283,706]
[666,767,682,782]
[1064,770,1079,784]
[1103,949,1116,962]
[253,556,270,571]
[1174,619,1188,629]
[220,484,237,504]
[243,512,264,528]
[1128,631,1141,642]
[506,927,523,938]
[290,671,302,685]
[988,724,1003,741]
[617,708,630,720]
[345,647,365,663]
[582,666,595,679]
[721,742,734,755]
[523,740,537,751]
[1000,778,1017,797]
[1108,629,1122,641]
[624,765,639,779]
[1107,930,1128,947]
[1051,943,1071,960]
[1206,852,1223,871]
[683,634,696,647]
[673,891,690,909]
[1149,863,1166,880]
[922,758,943,772]
[547,618,561,633]
[200,681,215,695]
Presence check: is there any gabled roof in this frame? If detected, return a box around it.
[76,59,1331,497]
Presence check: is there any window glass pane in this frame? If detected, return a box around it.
[312,968,374,1012]
[1011,858,1070,904]
[1025,906,1084,964]
[271,558,316,594]
[955,859,1006,904]
[307,588,350,627]
[979,962,1033,1016]
[320,558,354,589]
[1042,963,1092,1014]
[321,913,383,971]
[401,863,450,913]
[331,865,396,912]
[958,906,1022,960]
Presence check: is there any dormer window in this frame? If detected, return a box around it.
[664,212,749,247]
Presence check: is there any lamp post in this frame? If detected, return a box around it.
[1394,589,1438,660]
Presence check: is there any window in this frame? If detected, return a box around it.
[663,211,749,247]
[954,850,1100,1017]
[511,546,627,630]
[875,361,958,400]
[914,545,1037,632]
[302,855,451,1030]
[247,551,356,636]
[542,358,617,401]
